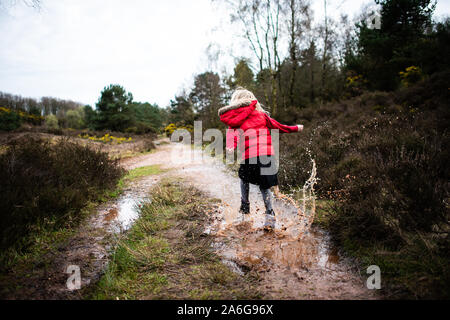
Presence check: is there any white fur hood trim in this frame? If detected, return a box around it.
[218,98,255,116]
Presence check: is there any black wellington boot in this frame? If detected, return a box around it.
[239,201,250,214]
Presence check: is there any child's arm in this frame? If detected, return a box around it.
[264,114,303,133]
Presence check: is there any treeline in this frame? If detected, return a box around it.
[0,92,85,131]
[0,91,84,116]
[83,84,164,134]
[167,0,448,128]
[0,85,166,134]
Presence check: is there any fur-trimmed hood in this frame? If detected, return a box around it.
[218,99,258,128]
[218,98,255,116]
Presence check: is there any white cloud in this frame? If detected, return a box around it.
[0,0,230,107]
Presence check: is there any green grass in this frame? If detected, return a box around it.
[108,164,165,197]
[0,227,75,274]
[86,179,261,300]
[125,165,164,181]
[312,198,334,227]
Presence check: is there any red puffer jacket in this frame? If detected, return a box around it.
[218,99,299,160]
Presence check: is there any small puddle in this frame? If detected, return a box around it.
[101,194,150,232]
[99,175,159,233]
[120,196,150,229]
[214,218,340,273]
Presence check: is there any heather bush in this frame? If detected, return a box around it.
[278,71,449,297]
[0,136,125,254]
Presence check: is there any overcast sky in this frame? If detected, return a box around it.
[0,0,449,107]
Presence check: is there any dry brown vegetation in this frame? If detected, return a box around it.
[278,71,450,298]
[0,136,125,265]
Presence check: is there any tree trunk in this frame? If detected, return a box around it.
[321,0,328,101]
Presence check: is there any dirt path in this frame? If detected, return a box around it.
[121,140,378,299]
[2,139,377,299]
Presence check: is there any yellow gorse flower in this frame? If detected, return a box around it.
[399,66,423,87]
[79,133,133,144]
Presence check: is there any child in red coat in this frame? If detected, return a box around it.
[218,88,303,230]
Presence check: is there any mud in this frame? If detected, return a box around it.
[125,141,378,299]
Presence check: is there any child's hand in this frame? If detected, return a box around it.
[297,124,304,131]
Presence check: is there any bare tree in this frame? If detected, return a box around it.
[225,0,283,115]
[321,0,329,99]
[315,0,339,101]
[285,0,311,106]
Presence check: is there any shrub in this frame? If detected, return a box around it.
[45,114,59,130]
[0,108,21,131]
[164,123,177,137]
[0,107,44,130]
[344,71,367,97]
[278,72,450,297]
[78,132,133,144]
[0,136,125,255]
[66,107,86,129]
[399,66,424,87]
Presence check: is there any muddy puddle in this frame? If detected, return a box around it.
[102,195,148,232]
[208,183,342,277]
[96,174,159,233]
[173,147,333,265]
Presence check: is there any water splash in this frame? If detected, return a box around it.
[278,157,318,235]
[292,121,328,230]
[301,159,318,227]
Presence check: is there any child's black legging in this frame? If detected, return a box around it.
[240,179,273,213]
